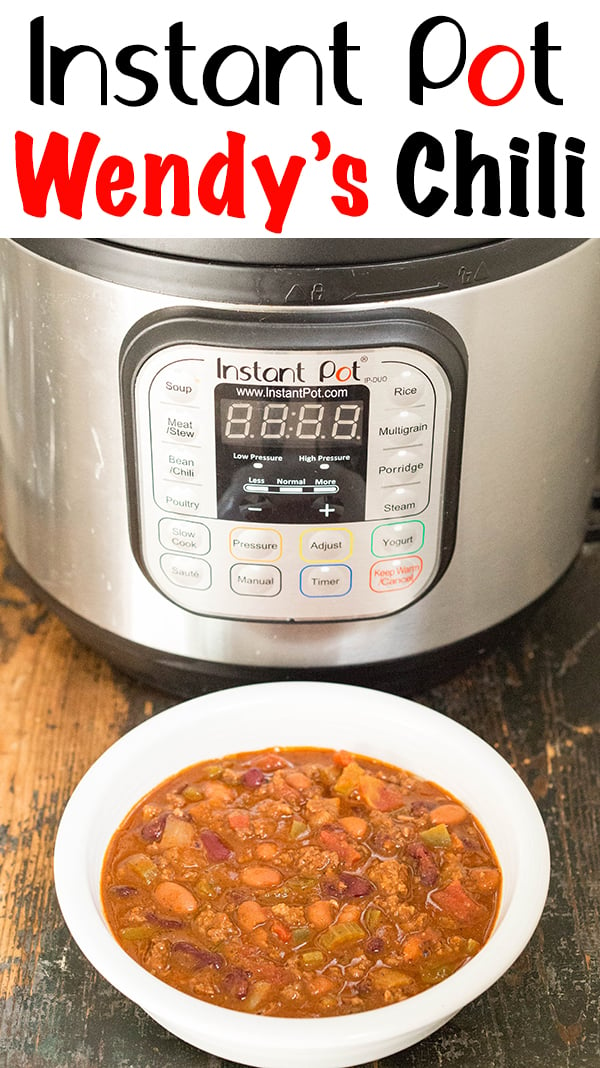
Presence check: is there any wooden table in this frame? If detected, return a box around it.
[1,533,598,1068]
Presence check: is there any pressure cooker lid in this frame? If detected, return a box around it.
[98,238,495,266]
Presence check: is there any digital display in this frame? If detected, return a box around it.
[219,399,364,446]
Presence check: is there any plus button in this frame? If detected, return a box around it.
[319,502,336,518]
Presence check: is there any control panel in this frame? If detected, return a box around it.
[121,311,466,622]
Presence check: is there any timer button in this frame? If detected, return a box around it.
[300,565,352,597]
[388,367,431,406]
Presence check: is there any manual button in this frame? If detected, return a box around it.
[230,564,282,597]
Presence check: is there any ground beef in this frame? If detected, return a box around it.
[368,859,410,897]
[193,907,238,944]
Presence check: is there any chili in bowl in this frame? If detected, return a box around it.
[54,682,550,1068]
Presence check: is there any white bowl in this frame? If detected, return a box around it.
[54,682,550,1068]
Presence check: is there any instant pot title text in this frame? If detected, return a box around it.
[16,15,584,230]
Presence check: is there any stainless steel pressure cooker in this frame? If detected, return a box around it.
[0,238,598,690]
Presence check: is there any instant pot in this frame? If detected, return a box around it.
[0,238,598,690]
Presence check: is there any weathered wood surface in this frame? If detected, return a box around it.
[0,536,598,1068]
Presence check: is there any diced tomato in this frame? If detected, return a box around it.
[271,919,292,943]
[253,752,291,772]
[332,750,353,767]
[359,774,407,812]
[228,809,251,833]
[431,879,486,922]
[319,827,361,868]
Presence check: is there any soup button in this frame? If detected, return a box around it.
[370,556,423,592]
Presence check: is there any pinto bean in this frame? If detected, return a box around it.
[241,865,282,889]
[153,881,198,914]
[306,900,336,929]
[237,899,268,931]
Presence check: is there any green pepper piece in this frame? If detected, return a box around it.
[419,823,452,848]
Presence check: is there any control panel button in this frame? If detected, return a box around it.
[159,518,210,555]
[154,484,206,515]
[377,410,432,445]
[372,521,424,557]
[379,485,427,517]
[158,406,204,445]
[230,527,282,561]
[388,367,430,405]
[300,528,353,562]
[150,361,204,405]
[230,564,282,596]
[370,556,423,592]
[155,444,203,484]
[160,554,211,589]
[376,449,427,487]
[300,565,352,597]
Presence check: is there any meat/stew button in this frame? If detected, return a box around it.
[370,556,423,592]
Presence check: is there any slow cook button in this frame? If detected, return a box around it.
[160,554,211,589]
[155,444,203,484]
[372,521,424,557]
[300,565,352,598]
[230,564,282,597]
[388,366,431,406]
[159,518,210,555]
[150,361,203,405]
[230,527,282,562]
[300,528,353,562]
[370,556,423,592]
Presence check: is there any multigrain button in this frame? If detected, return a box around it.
[160,554,211,589]
[377,410,432,446]
[300,528,353,562]
[300,565,352,597]
[230,564,282,597]
[388,367,430,406]
[372,521,424,557]
[151,361,203,405]
[230,527,282,561]
[159,518,210,555]
[370,556,423,592]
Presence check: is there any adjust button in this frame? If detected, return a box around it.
[300,565,352,598]
[372,521,424,558]
[160,554,211,589]
[300,528,353,562]
[230,527,282,561]
[370,557,423,592]
[230,564,282,597]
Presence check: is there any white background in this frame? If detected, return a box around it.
[0,0,598,235]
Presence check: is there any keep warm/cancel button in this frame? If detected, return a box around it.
[370,556,423,592]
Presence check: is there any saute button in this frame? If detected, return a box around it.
[372,521,424,557]
[230,528,282,561]
[300,565,352,597]
[159,518,210,555]
[160,554,211,589]
[370,556,423,592]
[388,367,431,406]
[150,361,203,405]
[300,528,353,562]
[230,564,282,597]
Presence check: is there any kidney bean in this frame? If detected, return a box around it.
[140,813,168,842]
[108,885,138,898]
[145,911,183,929]
[321,872,374,899]
[407,841,439,886]
[242,768,266,788]
[222,967,251,999]
[200,829,233,862]
[171,943,224,969]
[365,936,384,954]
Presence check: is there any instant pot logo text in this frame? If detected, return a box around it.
[12,11,587,228]
[216,357,361,384]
